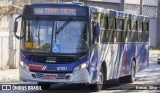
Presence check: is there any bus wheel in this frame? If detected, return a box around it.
[90,67,104,92]
[38,82,51,90]
[119,61,136,83]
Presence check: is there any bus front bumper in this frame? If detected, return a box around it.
[19,67,90,84]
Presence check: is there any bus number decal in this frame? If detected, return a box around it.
[57,67,67,71]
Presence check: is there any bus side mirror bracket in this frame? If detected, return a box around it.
[13,15,22,39]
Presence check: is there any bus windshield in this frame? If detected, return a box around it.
[21,20,88,54]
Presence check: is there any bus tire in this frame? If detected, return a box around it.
[90,67,104,92]
[119,61,136,83]
[158,61,160,64]
[38,82,51,90]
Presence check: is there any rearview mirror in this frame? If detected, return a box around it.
[13,15,22,39]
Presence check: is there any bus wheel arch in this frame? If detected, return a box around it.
[119,59,136,83]
[90,61,106,92]
[102,61,107,81]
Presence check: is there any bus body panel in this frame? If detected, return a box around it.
[96,43,149,80]
[20,66,90,83]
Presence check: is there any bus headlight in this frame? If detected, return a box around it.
[73,62,88,73]
[20,61,29,70]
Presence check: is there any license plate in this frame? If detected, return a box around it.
[45,74,57,79]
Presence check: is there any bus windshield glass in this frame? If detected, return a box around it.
[21,20,88,53]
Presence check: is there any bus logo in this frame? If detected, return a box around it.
[41,66,47,70]
[52,44,61,53]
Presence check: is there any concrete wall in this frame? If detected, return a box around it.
[125,0,158,6]
[87,0,121,3]
[149,19,157,48]
[143,0,158,6]
[0,14,20,70]
[85,1,121,10]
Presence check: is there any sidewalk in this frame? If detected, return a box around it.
[0,51,159,83]
[0,69,19,83]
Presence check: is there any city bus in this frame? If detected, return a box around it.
[13,2,149,91]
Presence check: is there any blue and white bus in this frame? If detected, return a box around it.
[13,2,149,91]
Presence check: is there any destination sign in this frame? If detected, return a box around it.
[34,8,77,16]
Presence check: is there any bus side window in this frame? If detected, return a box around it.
[125,19,131,42]
[143,21,149,42]
[91,12,99,43]
[134,21,139,42]
[108,15,116,43]
[138,21,143,42]
[100,13,107,43]
[146,22,149,42]
[117,18,124,43]
[131,20,138,42]
[106,16,109,42]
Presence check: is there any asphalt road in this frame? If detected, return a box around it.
[0,56,160,93]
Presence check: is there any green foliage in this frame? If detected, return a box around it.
[149,48,159,53]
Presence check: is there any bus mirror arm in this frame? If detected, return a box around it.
[13,15,22,40]
[14,31,24,40]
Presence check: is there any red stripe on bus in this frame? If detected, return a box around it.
[28,64,43,70]
[120,48,126,77]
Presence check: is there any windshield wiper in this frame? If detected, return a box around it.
[35,18,41,45]
[36,18,40,37]
[56,18,72,34]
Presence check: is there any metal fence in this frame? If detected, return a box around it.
[125,4,157,18]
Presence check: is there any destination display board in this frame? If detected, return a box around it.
[23,5,87,16]
[34,8,77,16]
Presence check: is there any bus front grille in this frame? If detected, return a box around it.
[27,55,77,63]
